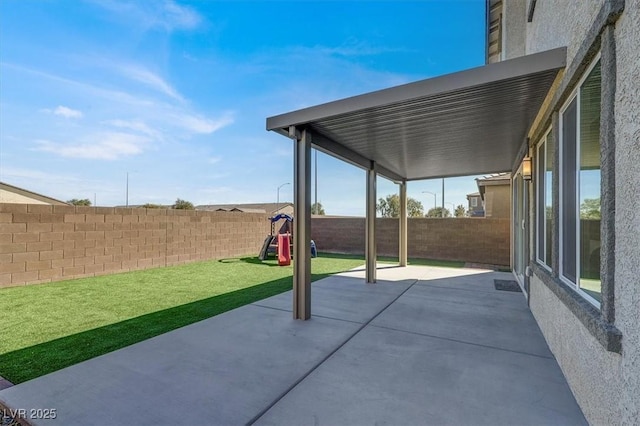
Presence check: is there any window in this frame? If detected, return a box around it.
[560,57,602,307]
[536,129,553,269]
[471,197,478,207]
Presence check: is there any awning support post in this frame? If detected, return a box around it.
[399,180,408,267]
[291,126,311,320]
[366,161,377,283]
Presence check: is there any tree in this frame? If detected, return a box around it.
[454,204,467,217]
[141,203,162,209]
[580,198,601,219]
[426,206,451,218]
[311,202,325,215]
[173,198,194,210]
[376,194,424,218]
[67,198,91,206]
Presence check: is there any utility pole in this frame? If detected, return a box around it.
[314,149,318,214]
[441,178,445,218]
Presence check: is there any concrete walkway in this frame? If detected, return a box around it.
[0,265,586,425]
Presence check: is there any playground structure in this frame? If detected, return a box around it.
[258,214,317,265]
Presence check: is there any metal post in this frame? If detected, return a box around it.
[441,178,445,217]
[399,180,408,267]
[291,126,311,320]
[314,149,318,213]
[366,161,377,283]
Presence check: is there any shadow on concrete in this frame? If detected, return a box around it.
[0,272,336,385]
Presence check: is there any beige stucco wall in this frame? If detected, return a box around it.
[525,0,604,63]
[483,185,511,218]
[0,189,50,205]
[612,1,640,422]
[526,1,639,425]
[529,277,622,424]
[502,0,527,59]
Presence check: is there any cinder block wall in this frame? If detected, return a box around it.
[311,217,510,266]
[0,204,269,288]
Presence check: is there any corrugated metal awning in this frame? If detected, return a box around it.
[266,47,566,182]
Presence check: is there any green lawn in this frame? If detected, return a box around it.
[0,253,462,384]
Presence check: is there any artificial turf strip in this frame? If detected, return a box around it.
[0,254,364,384]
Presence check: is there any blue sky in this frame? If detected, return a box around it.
[0,0,488,215]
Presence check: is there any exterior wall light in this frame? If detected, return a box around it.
[522,156,532,181]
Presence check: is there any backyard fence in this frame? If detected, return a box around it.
[1,204,511,288]
[311,216,510,267]
[0,204,269,287]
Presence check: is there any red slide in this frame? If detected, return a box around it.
[277,233,291,266]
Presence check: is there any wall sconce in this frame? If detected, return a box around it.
[522,156,532,181]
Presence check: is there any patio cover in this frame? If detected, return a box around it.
[267,47,566,182]
[266,47,566,319]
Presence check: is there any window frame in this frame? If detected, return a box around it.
[471,197,478,207]
[558,53,602,308]
[536,127,553,272]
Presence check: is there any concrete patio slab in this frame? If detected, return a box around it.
[0,265,585,425]
[254,275,415,323]
[372,275,552,358]
[256,325,587,426]
[0,305,361,425]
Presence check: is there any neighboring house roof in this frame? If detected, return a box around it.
[466,192,481,199]
[0,181,69,205]
[477,172,512,184]
[197,203,293,215]
[113,204,173,209]
[226,207,267,214]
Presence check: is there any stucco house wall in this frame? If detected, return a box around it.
[502,0,526,60]
[525,0,605,64]
[521,1,639,424]
[610,1,640,422]
[0,182,68,206]
[0,189,51,205]
[483,185,511,219]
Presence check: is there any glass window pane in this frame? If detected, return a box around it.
[545,132,554,267]
[537,141,546,262]
[562,98,577,284]
[579,61,601,302]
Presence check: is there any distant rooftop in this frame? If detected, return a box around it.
[196,203,293,215]
[476,172,511,184]
[0,181,69,205]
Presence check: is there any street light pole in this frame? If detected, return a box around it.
[277,182,290,216]
[422,191,436,214]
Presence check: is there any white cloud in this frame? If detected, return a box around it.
[172,112,234,134]
[104,119,161,139]
[118,65,184,101]
[35,132,149,160]
[43,105,84,118]
[90,0,202,31]
[315,38,412,57]
[207,156,222,164]
[6,63,233,156]
[0,166,81,183]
